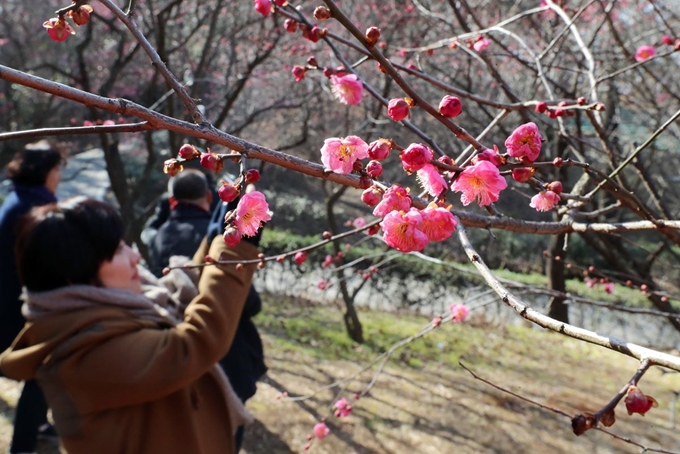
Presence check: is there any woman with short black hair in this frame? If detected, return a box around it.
[1,197,257,454]
[0,140,65,454]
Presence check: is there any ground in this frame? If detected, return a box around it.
[1,295,679,453]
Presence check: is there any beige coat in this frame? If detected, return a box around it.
[0,238,257,454]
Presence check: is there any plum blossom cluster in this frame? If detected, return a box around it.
[166,144,271,247]
[43,4,93,42]
[584,277,615,294]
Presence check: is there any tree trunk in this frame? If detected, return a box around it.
[546,233,569,323]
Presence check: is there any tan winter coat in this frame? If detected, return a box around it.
[0,238,257,454]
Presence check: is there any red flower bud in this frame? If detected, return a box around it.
[438,95,462,118]
[361,187,382,206]
[292,66,306,82]
[323,67,335,78]
[366,160,383,179]
[535,101,548,113]
[661,35,674,46]
[294,251,308,265]
[200,153,219,171]
[178,144,200,160]
[307,56,318,67]
[511,167,536,183]
[367,224,380,235]
[387,98,411,121]
[359,175,372,189]
[223,227,241,247]
[367,139,392,160]
[625,386,658,416]
[284,19,297,33]
[43,17,75,42]
[552,157,564,167]
[245,169,261,183]
[365,27,381,46]
[438,155,455,167]
[547,181,563,194]
[218,183,240,203]
[577,97,587,105]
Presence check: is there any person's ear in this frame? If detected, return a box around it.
[205,191,213,205]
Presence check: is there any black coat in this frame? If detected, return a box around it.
[148,203,211,277]
[208,200,267,402]
[0,185,57,353]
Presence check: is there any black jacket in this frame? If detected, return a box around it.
[208,200,267,402]
[0,185,57,353]
[148,203,211,277]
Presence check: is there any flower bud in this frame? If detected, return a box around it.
[292,66,306,82]
[68,5,94,26]
[662,35,674,46]
[511,167,536,183]
[223,227,241,247]
[367,224,380,235]
[323,67,335,78]
[438,155,455,167]
[361,187,382,206]
[387,98,410,121]
[365,27,381,46]
[547,181,563,194]
[367,139,392,160]
[284,19,297,33]
[359,175,372,189]
[178,144,200,160]
[625,386,658,416]
[366,160,383,179]
[307,56,318,67]
[218,183,240,202]
[245,169,261,183]
[576,97,587,105]
[438,95,462,118]
[552,157,564,167]
[294,251,308,265]
[313,6,331,21]
[163,159,183,176]
[535,101,548,113]
[322,231,332,240]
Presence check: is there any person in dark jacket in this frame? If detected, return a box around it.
[207,192,268,453]
[0,140,65,454]
[147,169,213,277]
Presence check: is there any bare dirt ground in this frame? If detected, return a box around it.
[2,298,679,453]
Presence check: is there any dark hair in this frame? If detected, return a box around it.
[16,197,124,292]
[6,141,65,187]
[169,169,208,201]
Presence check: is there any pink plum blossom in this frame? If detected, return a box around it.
[352,217,367,229]
[505,122,543,162]
[473,37,492,52]
[321,255,333,268]
[380,209,430,253]
[373,185,411,217]
[333,398,353,417]
[234,191,272,237]
[401,143,434,173]
[530,190,560,212]
[450,161,507,207]
[635,45,656,62]
[450,304,469,322]
[313,422,330,439]
[331,74,363,105]
[317,279,329,290]
[320,136,369,174]
[420,203,457,242]
[585,277,596,289]
[473,146,504,167]
[417,164,448,197]
[603,282,615,294]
